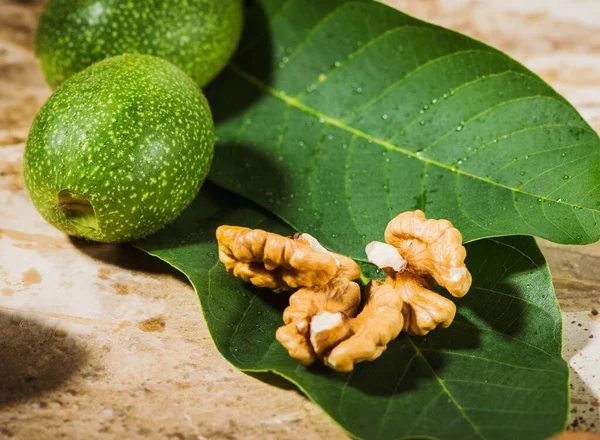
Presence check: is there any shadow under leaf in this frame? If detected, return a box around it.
[206,0,273,125]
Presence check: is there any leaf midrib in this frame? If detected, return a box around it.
[408,338,486,440]
[228,63,600,214]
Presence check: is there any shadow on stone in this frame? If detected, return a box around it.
[246,371,302,394]
[0,311,88,408]
[69,237,189,284]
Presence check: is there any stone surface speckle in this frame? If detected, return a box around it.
[1,0,599,438]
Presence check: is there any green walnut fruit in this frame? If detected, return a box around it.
[35,0,243,89]
[24,54,214,243]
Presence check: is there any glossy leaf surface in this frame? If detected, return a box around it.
[207,0,600,260]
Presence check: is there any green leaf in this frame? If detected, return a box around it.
[206,0,600,259]
[137,184,569,440]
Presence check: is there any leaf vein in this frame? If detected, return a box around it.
[462,124,590,165]
[470,286,556,321]
[409,338,486,439]
[417,96,585,156]
[227,63,600,215]
[488,140,592,180]
[425,350,565,376]
[340,49,498,121]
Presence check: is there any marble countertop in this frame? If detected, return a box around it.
[1,0,598,438]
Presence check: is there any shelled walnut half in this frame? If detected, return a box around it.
[380,209,472,335]
[327,210,472,372]
[216,226,340,292]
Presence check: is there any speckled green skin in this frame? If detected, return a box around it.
[35,0,243,89]
[24,54,214,242]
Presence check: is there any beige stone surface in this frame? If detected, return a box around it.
[0,0,599,438]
